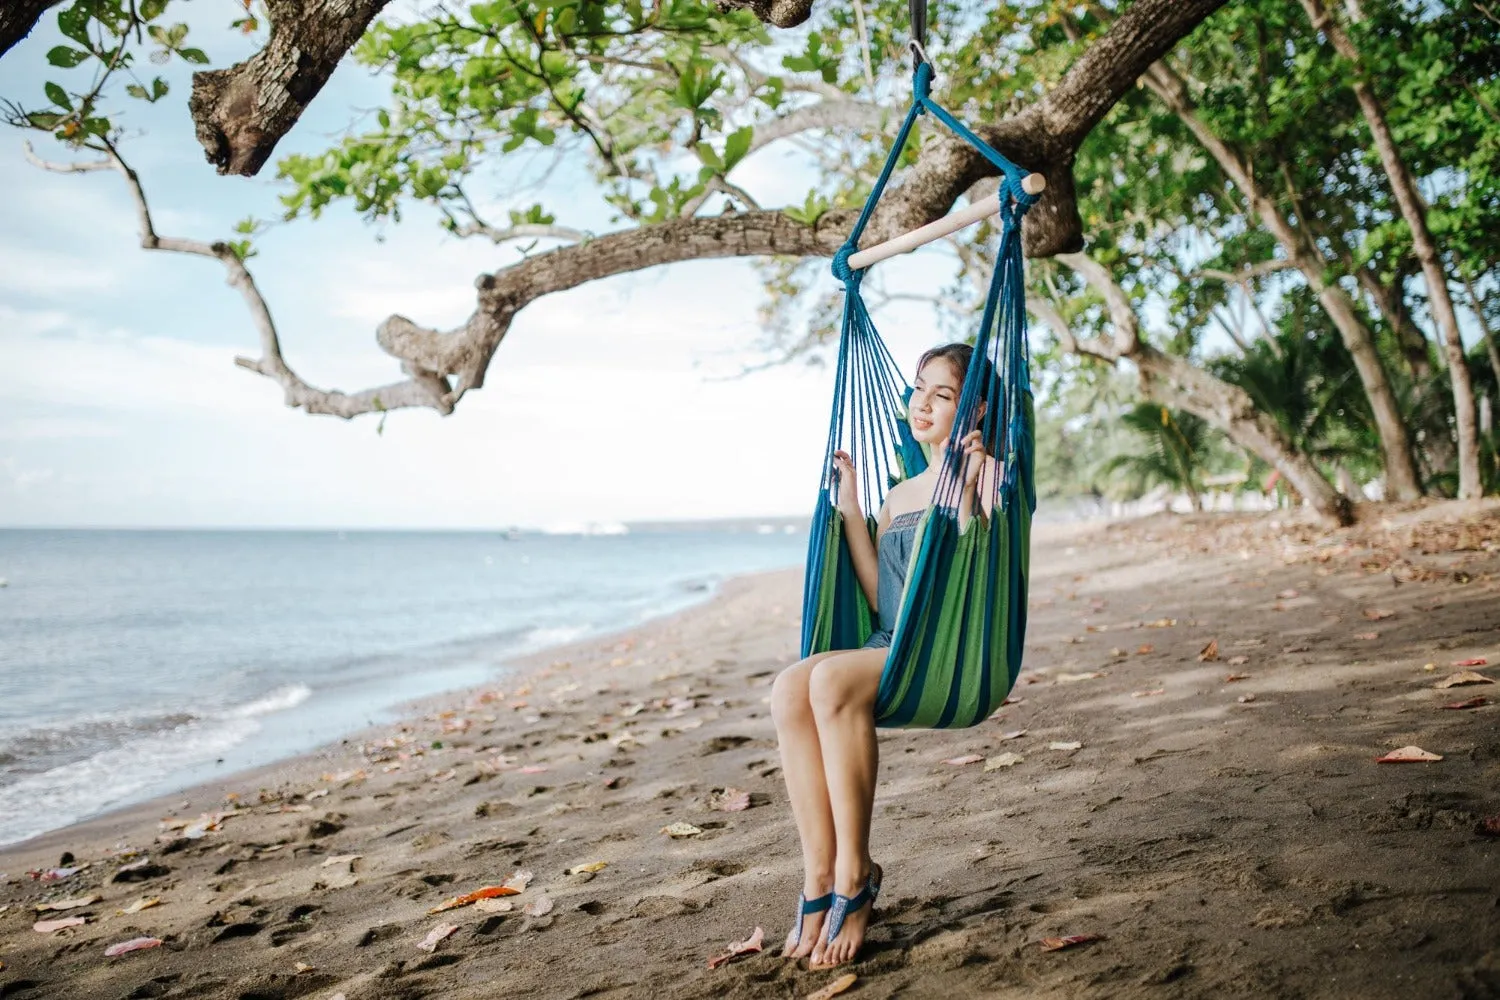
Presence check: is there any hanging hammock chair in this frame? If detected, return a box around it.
[799,48,1042,731]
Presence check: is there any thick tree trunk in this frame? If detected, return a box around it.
[1037,254,1355,527]
[1303,0,1482,498]
[0,0,59,61]
[1134,345,1355,525]
[1141,61,1424,501]
[189,0,393,175]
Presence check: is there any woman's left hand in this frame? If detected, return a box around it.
[960,429,987,492]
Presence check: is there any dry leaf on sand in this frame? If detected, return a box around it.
[417,923,459,953]
[1049,741,1082,751]
[1441,696,1488,710]
[1375,746,1442,763]
[33,917,87,933]
[523,894,554,917]
[566,861,608,875]
[707,787,751,812]
[503,870,534,893]
[707,926,764,969]
[34,895,100,912]
[120,898,161,915]
[321,854,362,868]
[1435,671,1493,689]
[1040,933,1106,952]
[661,822,703,838]
[1198,639,1219,662]
[429,885,522,914]
[998,729,1028,741]
[1362,608,1395,621]
[104,937,162,957]
[805,973,858,999]
[1452,658,1489,667]
[474,898,514,913]
[984,753,1024,771]
[942,754,984,766]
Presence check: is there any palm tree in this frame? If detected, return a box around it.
[1099,403,1214,511]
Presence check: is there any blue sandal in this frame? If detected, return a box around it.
[787,890,833,951]
[822,863,883,950]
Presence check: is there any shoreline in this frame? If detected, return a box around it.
[0,568,789,861]
[2,507,1494,999]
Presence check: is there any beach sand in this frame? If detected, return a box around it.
[2,502,1498,1000]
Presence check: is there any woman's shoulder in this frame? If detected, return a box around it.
[883,477,928,519]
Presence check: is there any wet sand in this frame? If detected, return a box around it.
[2,501,1498,1000]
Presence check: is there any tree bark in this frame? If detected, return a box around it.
[189,0,394,176]
[1302,0,1482,498]
[0,0,59,61]
[1463,274,1500,389]
[1141,60,1424,500]
[1034,254,1356,527]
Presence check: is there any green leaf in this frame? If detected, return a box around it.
[125,83,148,99]
[723,126,753,170]
[695,144,723,171]
[178,47,210,65]
[152,77,169,100]
[46,46,90,68]
[45,81,72,110]
[139,0,169,21]
[56,5,91,46]
[26,112,64,129]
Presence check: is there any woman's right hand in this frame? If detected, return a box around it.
[832,450,863,519]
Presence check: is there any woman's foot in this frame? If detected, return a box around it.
[809,863,881,968]
[784,884,833,959]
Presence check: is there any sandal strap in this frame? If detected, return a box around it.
[789,890,834,948]
[823,885,873,945]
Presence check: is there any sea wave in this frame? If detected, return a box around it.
[219,684,313,719]
[0,715,258,847]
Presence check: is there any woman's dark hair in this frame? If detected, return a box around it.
[915,341,992,439]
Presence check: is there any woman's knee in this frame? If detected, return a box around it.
[808,655,866,718]
[770,659,816,726]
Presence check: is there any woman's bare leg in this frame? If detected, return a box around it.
[805,648,887,968]
[770,650,843,958]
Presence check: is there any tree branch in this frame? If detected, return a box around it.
[189,0,395,175]
[0,0,60,62]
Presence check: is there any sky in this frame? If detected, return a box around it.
[0,1,958,530]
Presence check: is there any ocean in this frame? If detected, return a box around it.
[0,524,808,847]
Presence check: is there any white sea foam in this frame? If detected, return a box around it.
[518,625,590,652]
[0,716,257,847]
[219,684,313,719]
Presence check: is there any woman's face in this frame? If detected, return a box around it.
[908,357,964,445]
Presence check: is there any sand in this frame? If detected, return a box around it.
[2,501,1498,1000]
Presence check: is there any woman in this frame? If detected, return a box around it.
[771,342,997,969]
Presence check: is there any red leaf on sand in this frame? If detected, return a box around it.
[998,729,1028,741]
[1452,658,1489,667]
[1040,933,1105,952]
[1375,746,1442,763]
[707,926,764,969]
[417,923,459,953]
[1441,696,1488,710]
[428,885,521,914]
[105,937,163,957]
[942,754,984,766]
[1353,631,1380,641]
